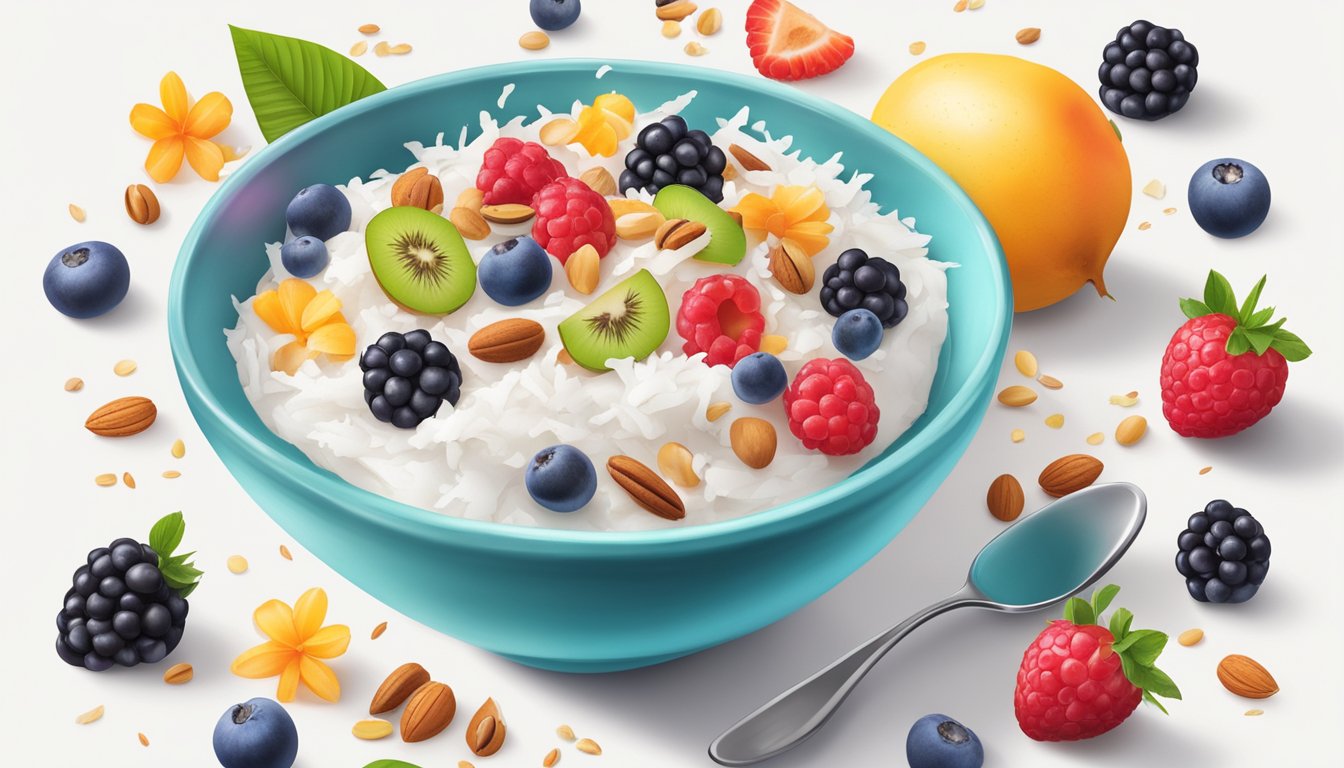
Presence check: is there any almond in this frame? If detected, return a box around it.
[565,244,600,294]
[124,184,161,225]
[544,748,561,766]
[768,240,813,294]
[1016,27,1042,46]
[997,385,1037,407]
[480,203,535,224]
[358,23,380,34]
[986,474,1025,521]
[85,396,157,437]
[576,738,603,755]
[608,198,659,219]
[400,680,456,742]
[705,401,732,422]
[1115,415,1148,446]
[617,211,666,240]
[656,0,697,22]
[654,218,707,250]
[468,319,545,364]
[162,663,193,685]
[455,187,485,212]
[1217,655,1279,699]
[729,417,777,469]
[1014,350,1038,377]
[466,698,506,756]
[579,167,617,197]
[1038,454,1104,498]
[728,143,771,172]
[391,167,445,211]
[370,662,431,715]
[607,455,685,520]
[449,206,491,240]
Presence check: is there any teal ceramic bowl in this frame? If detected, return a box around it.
[168,59,1010,672]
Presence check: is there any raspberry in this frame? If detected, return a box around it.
[475,137,568,206]
[783,358,879,455]
[1160,314,1287,438]
[530,177,617,263]
[676,275,764,367]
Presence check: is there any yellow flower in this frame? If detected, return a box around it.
[129,72,234,182]
[251,279,357,374]
[231,587,350,703]
[731,185,835,257]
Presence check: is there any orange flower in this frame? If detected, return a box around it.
[129,72,234,182]
[252,279,357,374]
[731,185,835,257]
[231,587,350,703]
[539,92,635,157]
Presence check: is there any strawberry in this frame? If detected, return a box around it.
[1015,586,1180,742]
[1160,271,1311,438]
[745,0,855,81]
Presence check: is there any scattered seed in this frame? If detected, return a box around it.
[69,203,87,222]
[968,0,985,8]
[1010,429,1025,443]
[1109,392,1139,407]
[1045,413,1065,429]
[279,544,293,561]
[760,335,787,355]
[65,377,85,392]
[163,662,194,684]
[371,621,388,640]
[1178,628,1204,647]
[1037,374,1063,390]
[358,23,380,34]
[374,41,391,56]
[576,738,602,755]
[76,705,105,724]
[685,41,708,56]
[997,385,1037,407]
[709,400,731,425]
[953,0,968,12]
[171,439,186,459]
[696,7,723,35]
[161,470,181,479]
[352,718,394,740]
[1142,179,1166,199]
[1245,709,1264,717]
[350,41,368,57]
[122,472,136,489]
[557,348,575,365]
[1015,27,1042,45]
[95,473,117,487]
[544,747,562,766]
[459,762,476,768]
[520,31,551,50]
[1138,221,1152,231]
[909,41,926,55]
[138,732,150,747]
[227,555,249,574]
[662,20,682,37]
[1199,466,1213,475]
[1115,415,1148,446]
[1014,350,1038,377]
[1086,432,1105,446]
[114,359,138,376]
[556,724,576,741]
[1163,207,1178,216]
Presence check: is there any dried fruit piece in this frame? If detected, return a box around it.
[1037,375,1064,390]
[65,377,84,392]
[953,0,968,12]
[69,203,87,222]
[1217,655,1279,699]
[95,473,117,487]
[579,167,617,197]
[162,470,181,479]
[392,167,445,211]
[279,544,293,560]
[697,7,722,35]
[385,42,412,55]
[1016,27,1041,45]
[450,206,491,240]
[618,211,667,241]
[125,184,161,224]
[227,555,248,574]
[1014,350,1038,377]
[1086,432,1105,446]
[706,402,731,422]
[1045,413,1064,429]
[607,455,685,521]
[987,474,1025,521]
[1177,629,1204,647]
[540,117,580,146]
[122,472,137,489]
[730,417,777,469]
[760,334,787,355]
[358,23,380,34]
[1163,207,1178,216]
[163,663,193,684]
[662,20,682,38]
[576,738,603,755]
[466,698,506,756]
[657,1,698,21]
[1115,415,1147,446]
[138,732,150,747]
[371,621,388,640]
[732,185,833,256]
[544,747,561,766]
[657,442,700,488]
[171,439,186,458]
[1142,179,1166,199]
[556,724,576,741]
[1038,454,1104,497]
[373,41,391,56]
[348,43,366,59]
[456,187,485,212]
[371,662,432,715]
[401,680,456,742]
[480,203,535,224]
[1137,221,1152,231]
[1245,709,1264,717]
[353,719,394,740]
[607,198,659,219]
[520,30,551,50]
[1010,429,1025,443]
[997,386,1037,407]
[1199,466,1213,475]
[1109,392,1139,407]
[909,41,926,55]
[685,41,708,56]
[86,396,157,437]
[114,359,138,376]
[76,705,105,724]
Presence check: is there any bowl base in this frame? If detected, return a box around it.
[498,645,707,673]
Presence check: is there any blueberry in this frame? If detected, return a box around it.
[906,714,984,768]
[285,184,351,241]
[832,309,884,361]
[525,445,597,513]
[529,0,581,31]
[1188,158,1271,238]
[213,698,299,768]
[43,241,130,319]
[125,562,163,594]
[389,349,424,378]
[279,236,330,278]
[731,353,788,404]
[479,236,553,306]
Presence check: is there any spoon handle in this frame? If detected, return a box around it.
[708,590,972,766]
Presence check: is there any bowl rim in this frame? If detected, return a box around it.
[168,57,1009,548]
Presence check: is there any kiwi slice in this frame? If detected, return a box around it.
[653,184,746,266]
[558,269,670,372]
[366,206,476,314]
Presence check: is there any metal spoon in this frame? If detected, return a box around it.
[708,482,1147,766]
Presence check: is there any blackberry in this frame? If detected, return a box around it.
[619,115,728,202]
[1176,499,1270,604]
[360,330,462,429]
[1099,20,1199,121]
[56,513,200,671]
[819,248,908,328]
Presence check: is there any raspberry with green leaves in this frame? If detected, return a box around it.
[1014,585,1181,742]
[1160,271,1311,438]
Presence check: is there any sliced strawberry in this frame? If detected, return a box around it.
[745,0,855,81]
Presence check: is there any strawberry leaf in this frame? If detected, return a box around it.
[1090,584,1120,619]
[1237,275,1267,324]
[1203,271,1238,316]
[1270,330,1312,362]
[1108,607,1133,642]
[1179,298,1211,320]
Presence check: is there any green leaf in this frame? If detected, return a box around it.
[177,581,200,598]
[1108,607,1133,642]
[1134,665,1182,700]
[1237,275,1267,324]
[362,762,424,768]
[1245,306,1275,329]
[1116,629,1167,666]
[1225,328,1251,356]
[1142,689,1170,715]
[1090,585,1120,619]
[1202,271,1238,316]
[1179,298,1211,320]
[1270,329,1313,362]
[1062,598,1094,626]
[149,512,185,556]
[1245,329,1276,356]
[229,25,386,143]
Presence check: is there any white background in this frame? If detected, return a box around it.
[4,1,1342,766]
